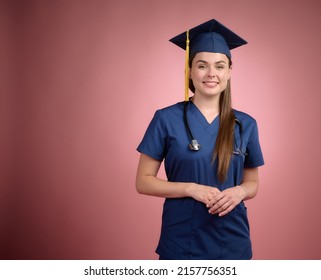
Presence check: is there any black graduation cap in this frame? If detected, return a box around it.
[169,19,247,101]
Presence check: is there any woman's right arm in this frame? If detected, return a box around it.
[135,153,220,204]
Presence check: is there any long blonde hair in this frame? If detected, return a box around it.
[189,56,235,182]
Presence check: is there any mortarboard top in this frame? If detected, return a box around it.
[169,19,247,101]
[169,19,247,58]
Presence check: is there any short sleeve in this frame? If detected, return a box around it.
[137,110,168,161]
[244,120,264,168]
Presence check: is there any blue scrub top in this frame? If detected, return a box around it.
[137,101,264,260]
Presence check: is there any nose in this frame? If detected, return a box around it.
[207,66,216,77]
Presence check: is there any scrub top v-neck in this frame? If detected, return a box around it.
[137,101,264,260]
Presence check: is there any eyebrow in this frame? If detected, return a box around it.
[195,60,227,64]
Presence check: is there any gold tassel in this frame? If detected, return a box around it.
[185,30,190,102]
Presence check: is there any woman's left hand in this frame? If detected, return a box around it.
[206,186,246,217]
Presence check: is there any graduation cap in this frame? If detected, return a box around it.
[169,19,247,101]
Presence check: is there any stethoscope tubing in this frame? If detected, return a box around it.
[184,101,246,155]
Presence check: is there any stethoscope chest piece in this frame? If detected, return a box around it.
[189,139,201,151]
[184,101,201,151]
[184,100,245,155]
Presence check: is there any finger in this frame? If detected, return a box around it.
[208,193,227,210]
[206,193,224,208]
[218,204,234,217]
[210,203,227,214]
[208,197,228,213]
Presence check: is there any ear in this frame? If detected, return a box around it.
[227,66,232,80]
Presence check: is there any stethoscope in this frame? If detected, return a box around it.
[183,101,247,156]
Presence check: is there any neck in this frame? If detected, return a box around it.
[191,94,220,123]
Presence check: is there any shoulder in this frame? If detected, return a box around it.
[147,102,184,129]
[158,102,184,113]
[233,108,264,151]
[154,102,185,119]
[232,109,261,135]
[233,109,257,124]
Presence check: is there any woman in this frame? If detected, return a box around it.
[136,19,264,260]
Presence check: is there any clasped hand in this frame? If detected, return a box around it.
[190,184,245,217]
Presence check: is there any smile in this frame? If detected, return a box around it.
[203,81,218,87]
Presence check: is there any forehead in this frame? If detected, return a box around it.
[193,52,229,63]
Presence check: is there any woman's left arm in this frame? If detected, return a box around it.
[207,167,259,216]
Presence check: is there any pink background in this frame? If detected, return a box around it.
[1,0,321,259]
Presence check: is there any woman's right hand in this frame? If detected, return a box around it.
[136,154,221,204]
[186,183,221,205]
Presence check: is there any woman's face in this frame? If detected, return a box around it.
[190,52,231,98]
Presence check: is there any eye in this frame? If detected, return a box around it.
[198,64,207,69]
[216,64,225,70]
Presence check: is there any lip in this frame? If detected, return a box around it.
[203,81,218,87]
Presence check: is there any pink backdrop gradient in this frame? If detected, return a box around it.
[1,0,321,259]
